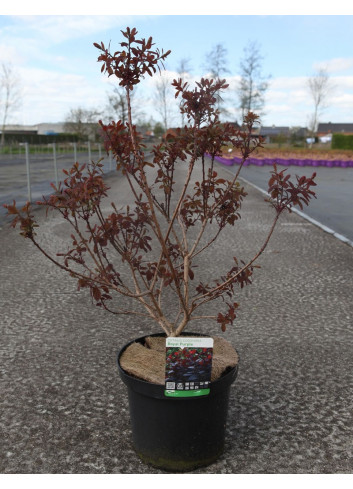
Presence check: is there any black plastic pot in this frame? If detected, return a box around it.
[117,332,238,472]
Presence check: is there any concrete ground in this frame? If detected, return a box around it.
[1,160,352,474]
[226,163,353,243]
[0,151,106,220]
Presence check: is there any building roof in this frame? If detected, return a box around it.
[36,123,65,135]
[291,127,308,137]
[259,126,290,136]
[1,123,66,135]
[1,124,37,133]
[317,123,353,134]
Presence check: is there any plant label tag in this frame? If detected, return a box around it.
[164,337,214,397]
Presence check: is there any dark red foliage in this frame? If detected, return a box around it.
[165,347,213,382]
[94,27,170,90]
[267,164,317,212]
[4,27,317,337]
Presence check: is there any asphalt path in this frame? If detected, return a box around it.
[221,162,353,244]
[1,158,352,474]
[2,153,353,245]
[0,152,113,226]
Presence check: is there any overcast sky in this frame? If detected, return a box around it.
[1,4,353,129]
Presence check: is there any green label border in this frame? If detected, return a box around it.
[164,388,210,398]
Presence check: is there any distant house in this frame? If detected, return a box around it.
[227,121,242,130]
[136,126,155,140]
[291,127,308,139]
[163,128,179,141]
[317,123,353,136]
[162,122,247,141]
[1,122,65,137]
[1,122,73,144]
[1,124,38,136]
[36,123,65,135]
[226,121,261,135]
[259,126,290,143]
[319,134,332,144]
[145,130,154,139]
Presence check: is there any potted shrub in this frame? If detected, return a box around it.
[4,27,317,472]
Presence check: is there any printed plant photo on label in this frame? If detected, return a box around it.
[165,347,213,383]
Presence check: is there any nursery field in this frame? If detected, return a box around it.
[217,148,353,244]
[227,146,353,161]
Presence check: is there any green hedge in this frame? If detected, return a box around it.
[3,133,79,144]
[331,133,353,150]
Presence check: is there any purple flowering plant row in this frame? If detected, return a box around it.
[209,154,353,168]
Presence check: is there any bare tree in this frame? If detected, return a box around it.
[176,58,192,127]
[203,44,230,115]
[106,86,129,125]
[154,72,174,131]
[105,85,143,125]
[64,107,101,141]
[237,41,270,120]
[0,63,22,146]
[307,68,332,146]
[177,57,192,78]
[204,43,229,79]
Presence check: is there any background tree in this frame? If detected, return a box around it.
[154,72,174,131]
[135,115,155,133]
[64,107,101,141]
[106,86,129,125]
[307,68,332,147]
[0,63,22,146]
[153,121,164,138]
[237,41,270,120]
[203,43,230,115]
[176,57,192,127]
[105,85,143,125]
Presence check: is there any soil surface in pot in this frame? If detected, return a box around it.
[119,335,239,384]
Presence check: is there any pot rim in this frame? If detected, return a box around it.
[117,332,239,400]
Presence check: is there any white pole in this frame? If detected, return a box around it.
[25,143,32,202]
[109,150,113,172]
[53,143,59,188]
